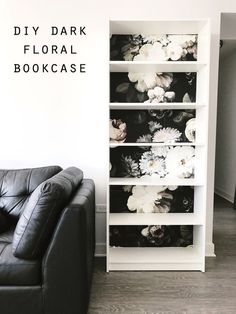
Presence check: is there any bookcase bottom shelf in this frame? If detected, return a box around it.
[108,247,204,271]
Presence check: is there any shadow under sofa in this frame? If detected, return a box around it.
[0,166,95,314]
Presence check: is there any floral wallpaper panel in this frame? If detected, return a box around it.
[110,72,196,103]
[110,225,193,247]
[110,146,195,179]
[110,185,194,214]
[110,34,198,62]
[110,109,196,144]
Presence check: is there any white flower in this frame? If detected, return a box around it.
[136,134,152,143]
[182,93,191,103]
[142,203,156,213]
[131,185,146,198]
[128,72,173,93]
[159,35,170,46]
[151,146,170,158]
[147,88,155,99]
[149,86,165,102]
[133,42,168,62]
[127,195,140,211]
[156,73,173,90]
[164,91,175,101]
[152,127,182,143]
[141,225,164,238]
[165,146,195,178]
[128,72,157,93]
[167,35,198,59]
[168,35,197,49]
[148,121,162,133]
[142,34,169,46]
[141,226,150,237]
[145,86,175,104]
[133,43,153,61]
[185,118,196,142]
[109,119,127,143]
[167,185,178,191]
[139,151,166,176]
[167,43,183,61]
[132,185,165,198]
[127,186,170,213]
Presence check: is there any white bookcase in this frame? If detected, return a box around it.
[107,19,210,271]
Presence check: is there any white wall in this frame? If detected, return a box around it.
[1,0,236,256]
[221,13,236,40]
[215,40,236,202]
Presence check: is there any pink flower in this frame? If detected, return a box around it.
[109,119,127,143]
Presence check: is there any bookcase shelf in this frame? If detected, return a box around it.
[109,102,206,110]
[107,19,210,272]
[109,177,203,186]
[109,213,203,226]
[110,61,206,73]
[109,246,203,271]
[109,142,205,147]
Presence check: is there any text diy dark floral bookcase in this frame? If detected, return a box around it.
[107,20,210,271]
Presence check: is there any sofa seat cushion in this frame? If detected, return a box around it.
[0,230,41,285]
[12,167,83,260]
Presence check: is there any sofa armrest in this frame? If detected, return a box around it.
[42,179,95,314]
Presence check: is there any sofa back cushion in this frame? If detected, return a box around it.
[12,167,83,259]
[0,166,62,221]
[0,211,10,233]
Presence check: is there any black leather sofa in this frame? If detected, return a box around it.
[0,166,95,314]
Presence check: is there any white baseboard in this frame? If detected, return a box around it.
[205,242,216,257]
[215,187,234,203]
[95,242,216,258]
